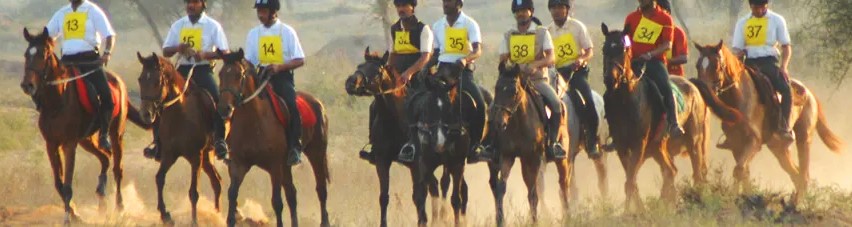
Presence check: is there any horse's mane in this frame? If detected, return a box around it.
[718,45,744,83]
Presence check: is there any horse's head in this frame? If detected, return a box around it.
[694,40,741,91]
[490,62,524,132]
[345,47,391,96]
[216,48,252,119]
[600,23,633,90]
[412,88,454,154]
[136,52,181,124]
[21,27,62,96]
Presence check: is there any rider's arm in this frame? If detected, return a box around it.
[162,22,183,57]
[274,27,305,72]
[731,18,747,58]
[532,30,555,68]
[92,4,115,54]
[777,15,792,72]
[402,26,436,77]
[203,22,230,60]
[461,20,483,63]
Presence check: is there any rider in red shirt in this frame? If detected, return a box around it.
[657,0,688,76]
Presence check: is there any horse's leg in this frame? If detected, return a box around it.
[555,158,572,212]
[520,155,544,223]
[304,142,330,227]
[593,153,609,197]
[793,127,813,205]
[188,155,202,226]
[155,154,178,224]
[78,139,110,211]
[428,171,443,223]
[201,149,222,211]
[493,156,515,227]
[376,159,392,227]
[768,145,802,200]
[110,132,125,211]
[627,145,647,211]
[440,168,451,199]
[733,139,760,193]
[409,162,428,226]
[270,165,285,227]
[651,145,678,204]
[615,149,635,211]
[45,142,64,204]
[226,162,250,227]
[450,163,466,225]
[282,167,299,227]
[60,142,81,223]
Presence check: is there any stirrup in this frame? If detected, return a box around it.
[358,144,375,163]
[214,140,230,160]
[548,143,566,160]
[143,142,159,160]
[398,143,416,162]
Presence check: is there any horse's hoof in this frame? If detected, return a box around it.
[162,212,174,225]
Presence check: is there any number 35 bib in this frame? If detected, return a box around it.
[259,35,284,65]
[63,12,87,40]
[633,16,663,45]
[444,27,469,55]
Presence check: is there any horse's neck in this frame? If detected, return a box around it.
[38,68,78,116]
[722,69,755,109]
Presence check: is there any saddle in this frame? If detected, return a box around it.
[261,85,317,129]
[69,66,120,119]
[746,67,807,132]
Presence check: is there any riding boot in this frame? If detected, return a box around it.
[213,117,230,160]
[546,114,566,160]
[776,81,795,142]
[144,122,160,160]
[360,102,377,162]
[98,108,113,151]
[287,116,303,166]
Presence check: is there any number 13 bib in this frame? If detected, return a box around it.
[259,35,284,65]
[633,16,663,44]
[63,12,87,40]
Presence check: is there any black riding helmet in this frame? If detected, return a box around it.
[511,0,534,13]
[749,0,769,5]
[394,0,417,7]
[656,0,671,13]
[254,0,280,11]
[548,0,571,8]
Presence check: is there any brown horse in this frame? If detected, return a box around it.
[217,49,330,227]
[487,63,571,225]
[345,48,455,226]
[20,27,149,223]
[600,24,735,210]
[694,41,844,204]
[136,53,223,225]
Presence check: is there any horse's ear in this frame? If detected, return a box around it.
[152,52,158,60]
[381,51,389,63]
[715,40,724,50]
[622,23,630,35]
[364,46,371,60]
[137,52,144,63]
[693,42,702,52]
[498,62,505,74]
[215,48,224,58]
[237,48,245,59]
[23,28,32,42]
[601,23,609,35]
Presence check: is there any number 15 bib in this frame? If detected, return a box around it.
[63,12,87,40]
[180,28,203,51]
[259,35,284,65]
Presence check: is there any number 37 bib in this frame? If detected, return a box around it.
[259,35,284,65]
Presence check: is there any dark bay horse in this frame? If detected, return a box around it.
[600,24,734,210]
[217,49,330,227]
[136,53,223,225]
[488,63,571,225]
[345,48,454,226]
[20,27,149,223]
[694,41,844,204]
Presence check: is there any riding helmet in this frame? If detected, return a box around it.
[254,0,280,11]
[394,0,417,7]
[548,0,572,8]
[511,0,534,13]
[749,0,769,5]
[656,0,671,13]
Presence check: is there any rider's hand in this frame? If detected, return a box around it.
[639,52,653,61]
[399,71,413,85]
[457,58,468,68]
[100,52,111,66]
[572,59,586,71]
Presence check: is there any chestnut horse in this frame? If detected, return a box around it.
[20,27,149,223]
[136,53,223,225]
[694,41,844,204]
[217,49,330,227]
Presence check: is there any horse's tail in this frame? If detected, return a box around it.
[309,96,331,184]
[815,99,844,153]
[689,78,743,124]
[126,100,152,130]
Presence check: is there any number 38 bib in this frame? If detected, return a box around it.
[509,34,536,64]
[259,35,284,65]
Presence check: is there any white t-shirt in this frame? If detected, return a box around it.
[244,20,305,67]
[46,0,115,56]
[497,25,554,60]
[547,18,593,68]
[163,13,229,65]
[431,12,482,63]
[731,10,791,59]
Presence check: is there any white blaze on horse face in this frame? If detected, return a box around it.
[436,127,446,148]
[700,57,710,71]
[27,46,36,57]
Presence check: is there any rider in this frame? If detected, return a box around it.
[624,0,684,137]
[657,0,688,77]
[46,0,116,150]
[490,0,564,160]
[359,0,434,162]
[245,0,306,165]
[399,0,487,163]
[546,0,599,158]
[731,0,794,142]
[145,0,230,160]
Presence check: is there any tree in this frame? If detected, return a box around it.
[800,0,852,85]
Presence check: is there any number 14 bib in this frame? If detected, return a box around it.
[259,35,284,65]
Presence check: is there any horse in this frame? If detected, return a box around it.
[136,53,223,225]
[600,23,734,210]
[217,49,330,227]
[562,88,610,200]
[487,63,571,225]
[345,48,460,226]
[405,62,496,225]
[20,27,149,223]
[693,41,844,204]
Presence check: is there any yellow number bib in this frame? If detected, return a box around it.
[180,28,203,51]
[553,33,579,67]
[259,35,284,65]
[394,31,419,54]
[633,16,663,45]
[509,34,536,64]
[666,49,673,59]
[63,12,87,40]
[744,17,768,46]
[444,27,469,55]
